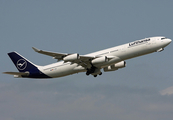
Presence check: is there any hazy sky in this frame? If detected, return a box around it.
[1,1,173,120]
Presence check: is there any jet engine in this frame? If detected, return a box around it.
[103,61,126,72]
[63,53,80,62]
[91,56,108,65]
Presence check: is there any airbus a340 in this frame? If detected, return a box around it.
[4,36,171,78]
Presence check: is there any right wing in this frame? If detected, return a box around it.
[32,47,68,61]
[32,47,117,69]
[32,47,96,68]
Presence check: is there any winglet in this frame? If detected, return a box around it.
[32,47,40,52]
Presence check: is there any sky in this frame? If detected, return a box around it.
[1,0,173,120]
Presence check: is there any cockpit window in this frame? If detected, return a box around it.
[161,37,167,40]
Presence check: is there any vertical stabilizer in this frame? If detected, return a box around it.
[7,52,51,78]
[8,52,38,72]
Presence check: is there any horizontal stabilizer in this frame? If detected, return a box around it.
[3,72,29,76]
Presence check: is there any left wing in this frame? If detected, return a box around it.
[32,47,95,68]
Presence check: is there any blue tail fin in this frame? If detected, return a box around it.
[7,52,51,78]
[8,52,38,72]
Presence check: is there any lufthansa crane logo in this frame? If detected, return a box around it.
[16,59,27,70]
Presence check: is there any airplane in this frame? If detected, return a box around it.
[3,36,171,79]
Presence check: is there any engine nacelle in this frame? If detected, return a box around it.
[63,53,80,62]
[103,61,126,72]
[91,56,108,65]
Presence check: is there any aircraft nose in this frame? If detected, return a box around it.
[165,38,172,46]
[166,38,172,44]
[168,39,172,44]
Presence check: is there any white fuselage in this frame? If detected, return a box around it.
[37,37,171,78]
